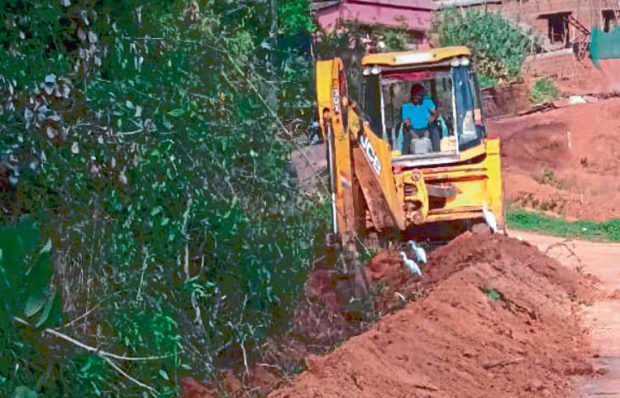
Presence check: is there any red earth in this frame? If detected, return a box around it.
[553,59,620,95]
[269,232,598,398]
[489,97,620,222]
[488,58,620,222]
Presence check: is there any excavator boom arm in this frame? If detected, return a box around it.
[316,58,405,238]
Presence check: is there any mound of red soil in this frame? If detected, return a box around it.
[489,97,620,221]
[269,233,597,398]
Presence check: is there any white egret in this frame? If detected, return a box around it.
[399,251,422,277]
[407,240,427,264]
[482,201,497,233]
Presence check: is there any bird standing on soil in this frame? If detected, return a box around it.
[482,201,497,233]
[399,251,422,277]
[407,240,427,264]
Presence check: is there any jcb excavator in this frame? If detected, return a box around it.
[315,46,503,299]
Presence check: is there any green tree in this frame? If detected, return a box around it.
[0,0,325,395]
[434,9,540,88]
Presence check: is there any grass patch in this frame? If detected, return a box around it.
[507,208,620,242]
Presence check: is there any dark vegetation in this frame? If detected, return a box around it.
[434,9,540,88]
[0,0,328,396]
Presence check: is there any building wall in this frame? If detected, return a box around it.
[452,0,619,42]
[523,49,587,79]
[446,0,620,49]
[486,0,617,28]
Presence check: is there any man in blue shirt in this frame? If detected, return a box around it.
[401,84,440,154]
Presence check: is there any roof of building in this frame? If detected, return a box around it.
[434,0,501,7]
[310,0,340,11]
[312,0,438,12]
[362,46,471,66]
[353,0,437,10]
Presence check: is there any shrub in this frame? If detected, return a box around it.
[529,79,560,104]
[0,0,325,396]
[0,218,62,396]
[434,9,540,88]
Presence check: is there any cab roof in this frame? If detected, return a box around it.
[361,46,471,67]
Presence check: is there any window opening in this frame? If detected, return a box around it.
[603,10,618,33]
[539,12,572,46]
[379,69,456,157]
[359,61,486,160]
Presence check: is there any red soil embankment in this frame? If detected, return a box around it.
[270,232,597,398]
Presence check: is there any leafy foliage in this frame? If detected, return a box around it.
[0,0,325,396]
[434,9,540,88]
[0,218,61,397]
[313,21,410,102]
[529,79,560,104]
[0,218,61,329]
[278,0,315,34]
[379,25,411,52]
[315,21,410,57]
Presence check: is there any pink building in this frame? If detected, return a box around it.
[314,0,437,46]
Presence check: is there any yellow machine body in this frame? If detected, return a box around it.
[316,47,504,238]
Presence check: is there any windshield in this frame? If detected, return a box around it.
[453,64,485,151]
[361,62,484,157]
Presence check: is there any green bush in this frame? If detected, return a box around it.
[0,218,62,396]
[0,0,324,396]
[434,9,540,88]
[529,79,560,104]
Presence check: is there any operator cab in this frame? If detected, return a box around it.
[360,47,487,167]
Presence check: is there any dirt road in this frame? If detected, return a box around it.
[512,230,620,397]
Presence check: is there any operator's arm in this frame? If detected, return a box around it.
[401,103,411,128]
[429,108,438,123]
[425,97,438,123]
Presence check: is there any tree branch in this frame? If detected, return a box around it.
[102,356,158,395]
[61,290,124,329]
[14,317,177,362]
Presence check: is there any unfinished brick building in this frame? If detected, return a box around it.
[437,0,620,49]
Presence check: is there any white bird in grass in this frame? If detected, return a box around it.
[482,201,497,233]
[400,251,422,277]
[407,240,427,264]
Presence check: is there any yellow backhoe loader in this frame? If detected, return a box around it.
[315,46,504,300]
